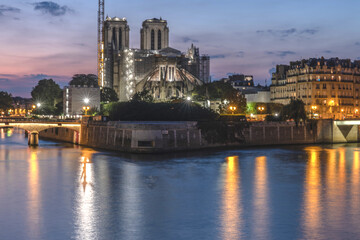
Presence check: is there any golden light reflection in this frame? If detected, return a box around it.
[75,149,97,240]
[351,150,360,222]
[302,146,322,239]
[221,156,242,240]
[324,148,338,225]
[27,149,41,239]
[252,156,268,239]
[1,128,5,139]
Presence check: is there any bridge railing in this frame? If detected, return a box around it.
[0,118,80,123]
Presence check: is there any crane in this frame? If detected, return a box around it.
[97,0,105,87]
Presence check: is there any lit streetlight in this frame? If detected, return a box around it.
[83,106,90,115]
[36,103,41,108]
[229,106,237,114]
[84,98,90,104]
[257,106,265,113]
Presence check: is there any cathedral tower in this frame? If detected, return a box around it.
[103,17,130,88]
[140,18,169,50]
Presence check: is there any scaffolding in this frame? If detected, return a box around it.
[97,0,105,87]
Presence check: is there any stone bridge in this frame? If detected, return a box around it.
[0,120,81,146]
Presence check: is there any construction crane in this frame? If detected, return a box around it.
[97,0,105,87]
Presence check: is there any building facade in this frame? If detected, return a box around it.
[270,58,360,119]
[102,17,210,102]
[63,86,101,116]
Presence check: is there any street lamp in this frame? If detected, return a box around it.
[186,96,191,101]
[229,106,237,114]
[84,98,90,104]
[257,106,265,113]
[311,105,317,118]
[36,103,41,108]
[83,106,90,115]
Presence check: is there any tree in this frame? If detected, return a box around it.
[282,99,307,126]
[101,87,118,102]
[131,89,154,103]
[191,81,247,114]
[31,79,62,115]
[0,91,13,113]
[69,74,98,87]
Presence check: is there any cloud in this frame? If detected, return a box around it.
[256,28,319,39]
[323,50,333,54]
[266,51,296,58]
[268,67,276,75]
[0,73,70,97]
[356,42,360,46]
[0,5,21,16]
[236,51,245,58]
[210,51,245,59]
[210,54,226,59]
[180,37,199,43]
[0,78,10,82]
[32,1,73,16]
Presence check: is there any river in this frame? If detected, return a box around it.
[1,128,360,240]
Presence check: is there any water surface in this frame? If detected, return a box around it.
[1,128,360,240]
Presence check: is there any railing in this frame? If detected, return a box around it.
[0,118,80,123]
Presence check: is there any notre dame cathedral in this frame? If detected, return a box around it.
[102,17,210,101]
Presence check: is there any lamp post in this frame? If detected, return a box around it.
[311,105,317,118]
[229,106,237,114]
[83,106,90,116]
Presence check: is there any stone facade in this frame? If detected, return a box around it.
[270,58,360,119]
[102,17,210,101]
[140,18,169,50]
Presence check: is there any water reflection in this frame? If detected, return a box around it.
[252,156,268,239]
[221,156,242,240]
[75,149,97,240]
[27,149,42,239]
[351,150,360,224]
[302,147,323,239]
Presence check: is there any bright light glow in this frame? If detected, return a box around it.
[186,96,191,101]
[36,103,41,108]
[275,113,279,117]
[84,98,90,104]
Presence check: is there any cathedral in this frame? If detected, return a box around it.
[102,17,210,101]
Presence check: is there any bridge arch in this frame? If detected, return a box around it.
[0,122,81,146]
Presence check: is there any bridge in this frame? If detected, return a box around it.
[0,119,81,146]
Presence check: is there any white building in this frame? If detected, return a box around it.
[63,86,101,116]
[245,90,271,103]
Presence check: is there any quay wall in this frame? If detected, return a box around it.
[36,119,360,153]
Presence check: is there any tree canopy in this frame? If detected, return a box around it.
[31,79,62,115]
[69,74,99,87]
[282,99,307,126]
[101,87,118,102]
[131,89,154,103]
[0,91,13,112]
[106,101,217,121]
[191,81,247,114]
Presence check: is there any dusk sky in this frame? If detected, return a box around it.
[1,0,360,97]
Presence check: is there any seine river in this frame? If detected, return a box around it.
[1,128,360,240]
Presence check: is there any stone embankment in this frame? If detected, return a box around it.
[38,119,355,153]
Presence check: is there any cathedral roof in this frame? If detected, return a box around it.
[158,47,182,57]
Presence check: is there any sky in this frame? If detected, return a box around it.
[1,0,360,97]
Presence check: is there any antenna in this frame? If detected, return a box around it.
[97,0,105,87]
